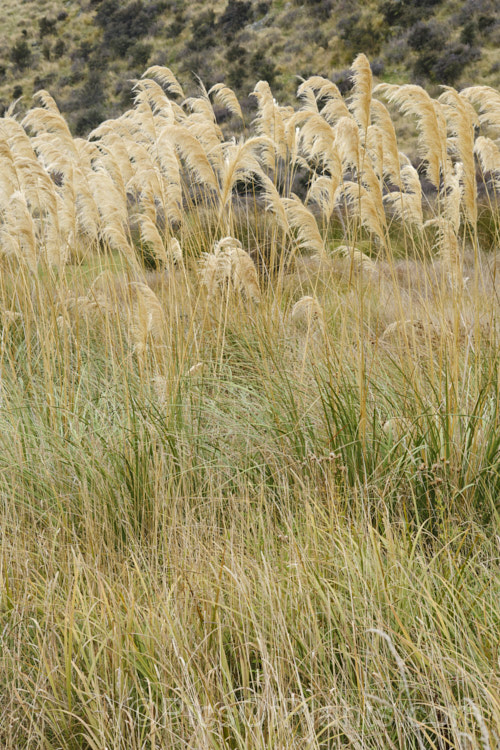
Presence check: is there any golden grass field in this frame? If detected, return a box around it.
[0,55,499,748]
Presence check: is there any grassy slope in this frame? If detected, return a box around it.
[0,0,499,132]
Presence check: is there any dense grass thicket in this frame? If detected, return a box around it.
[0,56,500,748]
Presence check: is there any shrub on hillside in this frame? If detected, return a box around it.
[407,21,446,52]
[255,2,270,16]
[130,41,153,68]
[460,20,477,45]
[10,38,32,70]
[54,39,66,58]
[33,73,56,92]
[39,16,57,37]
[227,62,247,90]
[381,0,441,27]
[431,42,481,83]
[413,42,481,83]
[191,10,216,49]
[64,68,109,135]
[74,41,93,63]
[226,44,247,89]
[226,43,246,64]
[332,68,354,95]
[75,106,107,135]
[95,0,165,57]
[249,52,277,87]
[218,1,252,37]
[337,13,385,56]
[458,0,497,36]
[166,11,185,39]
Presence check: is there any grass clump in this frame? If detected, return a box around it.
[0,56,499,748]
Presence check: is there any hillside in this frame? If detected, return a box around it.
[0,0,499,133]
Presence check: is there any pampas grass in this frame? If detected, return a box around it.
[0,56,499,749]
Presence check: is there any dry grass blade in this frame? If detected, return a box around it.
[282,195,325,256]
[350,53,373,133]
[375,83,450,189]
[208,83,243,120]
[143,65,185,99]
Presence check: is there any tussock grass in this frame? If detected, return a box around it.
[0,56,499,748]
